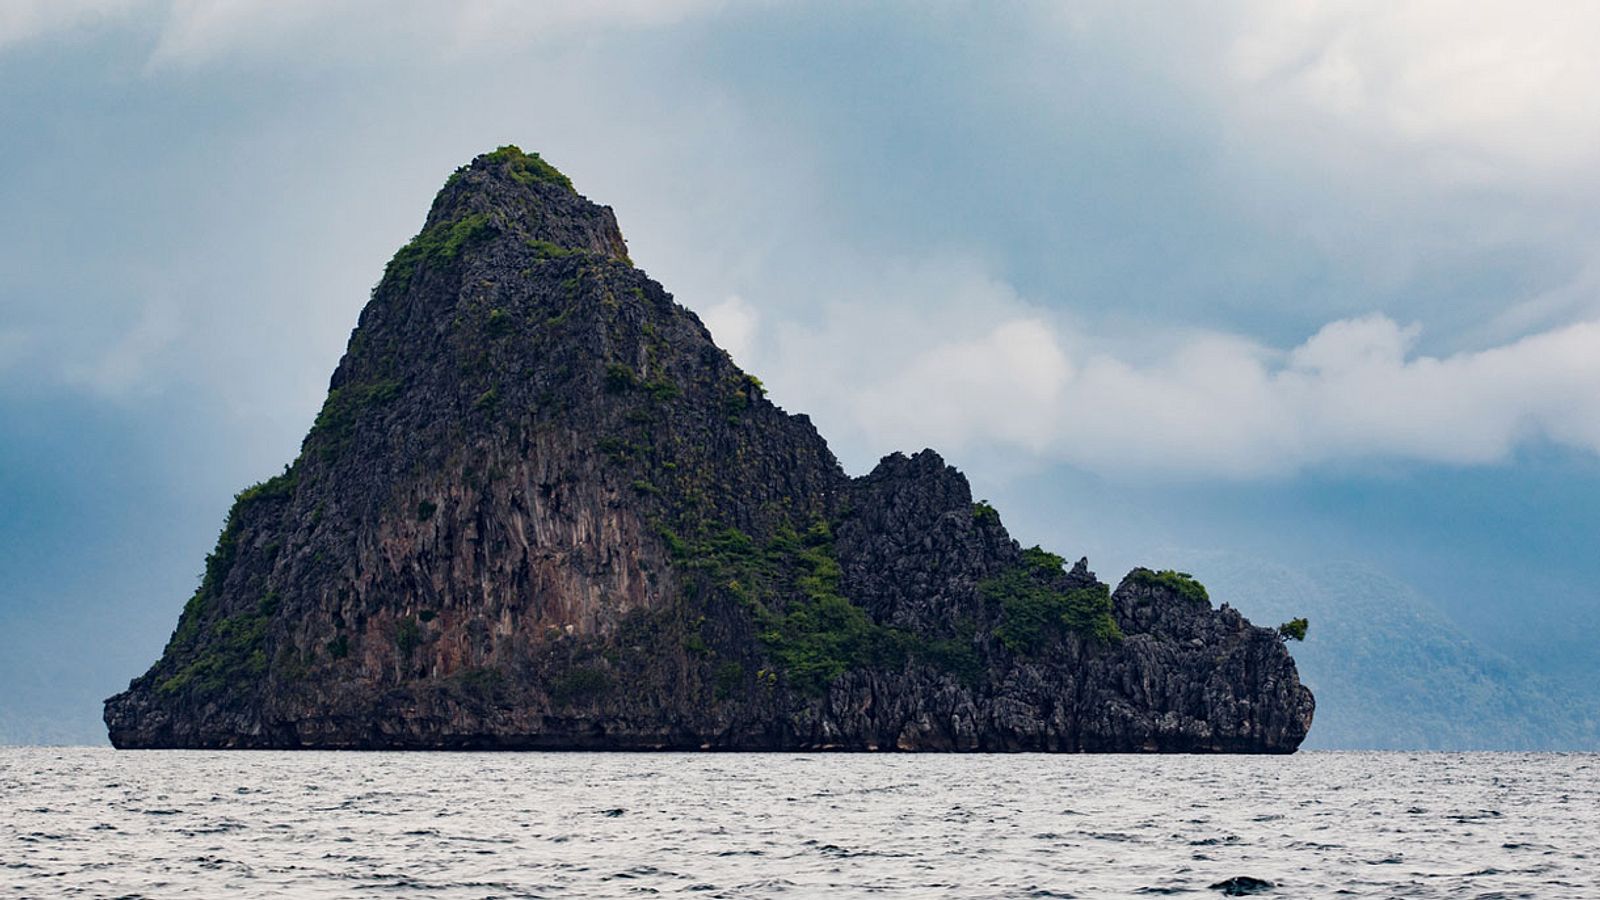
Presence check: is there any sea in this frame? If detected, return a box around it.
[2,748,1595,898]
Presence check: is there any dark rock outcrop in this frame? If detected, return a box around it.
[1209,876,1276,895]
[104,147,1314,752]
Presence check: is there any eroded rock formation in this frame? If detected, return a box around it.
[105,147,1314,751]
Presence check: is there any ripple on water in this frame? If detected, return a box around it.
[2,749,1598,899]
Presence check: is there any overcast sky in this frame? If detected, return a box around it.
[4,1,1600,741]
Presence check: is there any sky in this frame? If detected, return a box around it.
[3,1,1599,743]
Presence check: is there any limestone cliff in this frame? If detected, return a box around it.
[105,147,1314,752]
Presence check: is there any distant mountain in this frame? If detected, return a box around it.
[1449,575,1600,723]
[0,688,99,746]
[0,619,134,745]
[102,147,1313,752]
[1163,552,1598,750]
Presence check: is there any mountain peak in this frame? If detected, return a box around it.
[411,145,630,271]
[475,145,576,192]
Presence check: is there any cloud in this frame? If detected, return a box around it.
[8,0,1600,483]
[1220,1,1600,185]
[0,0,724,64]
[144,0,340,67]
[144,0,724,67]
[772,288,1600,478]
[1209,3,1600,333]
[1279,315,1600,468]
[852,319,1071,456]
[699,295,758,364]
[444,0,726,46]
[1009,2,1600,344]
[0,0,139,50]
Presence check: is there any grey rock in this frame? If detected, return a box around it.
[1209,875,1275,895]
[104,147,1313,752]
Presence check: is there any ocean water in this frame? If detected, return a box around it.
[2,749,1595,899]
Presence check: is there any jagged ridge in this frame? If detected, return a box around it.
[105,146,1314,752]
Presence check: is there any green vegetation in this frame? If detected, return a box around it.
[484,307,512,336]
[596,436,639,463]
[604,362,636,393]
[160,589,284,694]
[713,661,745,699]
[201,469,296,598]
[916,630,982,685]
[549,667,611,705]
[682,631,712,657]
[644,378,680,400]
[526,239,582,259]
[381,212,497,289]
[757,521,885,693]
[662,524,764,603]
[719,373,766,420]
[473,386,500,411]
[1278,617,1309,641]
[660,518,974,694]
[484,145,575,192]
[1128,569,1210,605]
[984,546,1122,654]
[971,500,999,525]
[600,361,678,401]
[161,467,298,676]
[157,608,271,695]
[416,499,437,521]
[309,378,400,458]
[396,616,422,658]
[326,634,350,659]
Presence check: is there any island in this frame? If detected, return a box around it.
[105,147,1314,752]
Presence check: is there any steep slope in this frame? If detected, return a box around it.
[104,147,1313,752]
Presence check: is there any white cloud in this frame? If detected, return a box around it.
[770,284,1600,478]
[10,1,1600,482]
[0,0,724,64]
[444,0,725,48]
[1051,330,1295,478]
[145,0,336,66]
[1218,1,1600,187]
[852,318,1072,456]
[0,0,140,50]
[699,295,757,364]
[144,0,724,67]
[1277,316,1600,468]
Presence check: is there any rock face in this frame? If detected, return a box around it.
[105,147,1314,752]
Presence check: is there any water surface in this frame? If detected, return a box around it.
[3,749,1595,898]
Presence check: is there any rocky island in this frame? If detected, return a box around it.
[105,147,1314,752]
